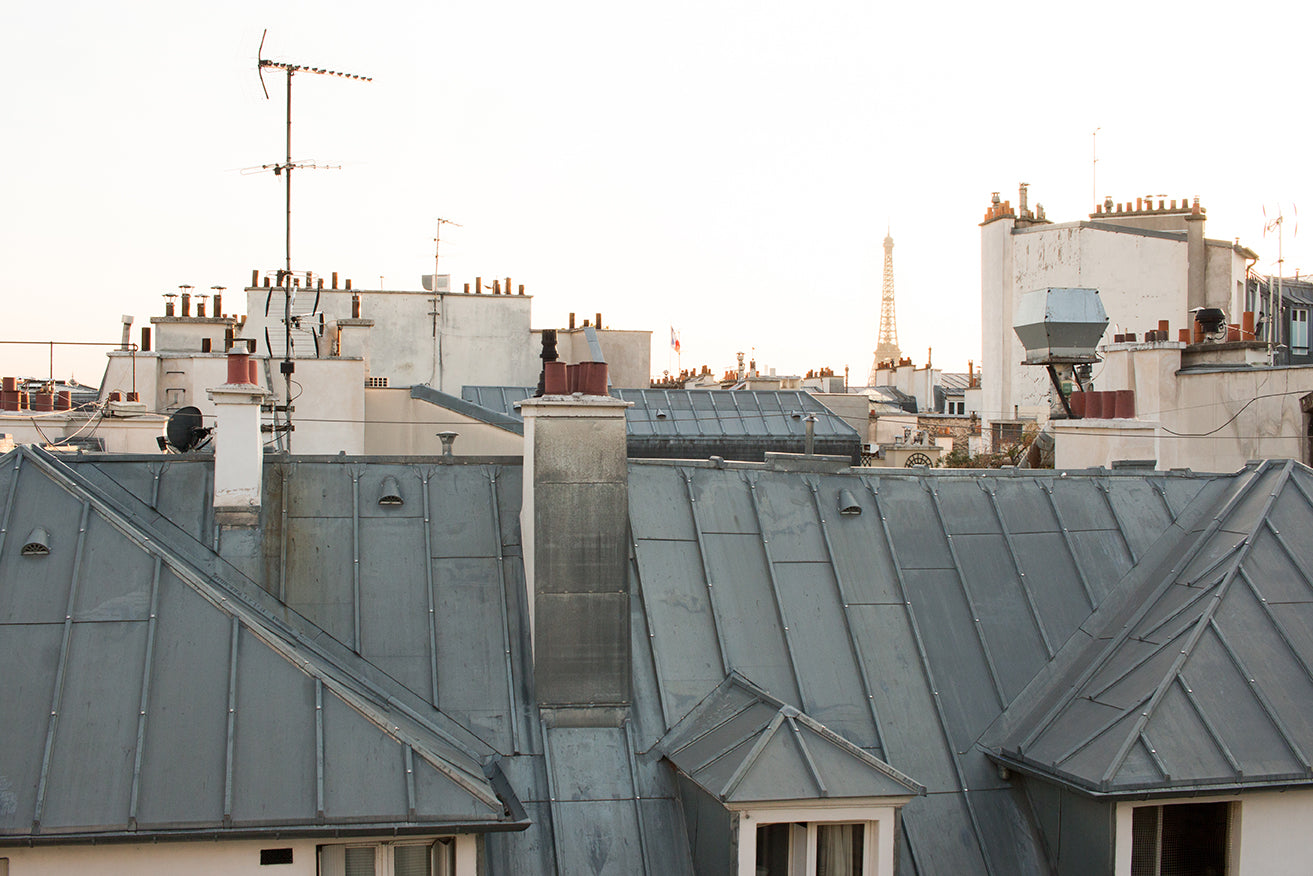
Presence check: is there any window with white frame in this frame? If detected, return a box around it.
[319,840,457,876]
[1292,308,1309,355]
[1130,801,1232,876]
[745,811,904,876]
[757,821,868,876]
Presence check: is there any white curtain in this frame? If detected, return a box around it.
[817,823,858,876]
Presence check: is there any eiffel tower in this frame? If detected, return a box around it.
[868,230,900,384]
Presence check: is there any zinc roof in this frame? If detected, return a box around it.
[626,459,1230,875]
[657,673,923,804]
[0,446,517,844]
[987,460,1313,796]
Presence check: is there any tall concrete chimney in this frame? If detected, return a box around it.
[207,351,269,526]
[519,392,631,716]
[1186,197,1206,315]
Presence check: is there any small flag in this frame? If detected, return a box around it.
[670,327,681,353]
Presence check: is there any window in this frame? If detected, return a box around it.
[320,841,456,876]
[260,847,294,865]
[991,421,1023,450]
[755,822,868,876]
[366,376,390,388]
[1131,802,1231,876]
[817,824,864,876]
[947,400,965,416]
[1292,308,1309,355]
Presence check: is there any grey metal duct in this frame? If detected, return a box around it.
[837,489,862,516]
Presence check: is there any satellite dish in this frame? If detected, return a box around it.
[161,405,213,453]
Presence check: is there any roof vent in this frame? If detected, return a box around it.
[378,476,404,506]
[437,431,458,461]
[22,527,51,556]
[837,489,862,516]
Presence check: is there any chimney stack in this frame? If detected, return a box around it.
[1186,196,1207,314]
[208,350,270,526]
[519,393,632,717]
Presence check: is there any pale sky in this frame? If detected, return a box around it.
[3,1,1311,386]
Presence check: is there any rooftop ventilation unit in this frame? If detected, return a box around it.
[1014,288,1109,419]
[1013,287,1109,365]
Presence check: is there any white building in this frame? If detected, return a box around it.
[10,273,651,456]
[981,186,1257,448]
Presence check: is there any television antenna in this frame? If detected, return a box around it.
[1091,127,1102,210]
[1263,203,1298,360]
[255,29,371,450]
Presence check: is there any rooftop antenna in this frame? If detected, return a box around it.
[1263,203,1298,362]
[256,29,371,450]
[1091,127,1101,210]
[429,217,461,337]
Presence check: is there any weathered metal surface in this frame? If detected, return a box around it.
[11,442,1313,875]
[992,461,1313,796]
[0,446,518,845]
[625,461,1230,875]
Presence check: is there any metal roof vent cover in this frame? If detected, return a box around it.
[1013,287,1109,364]
[22,527,51,556]
[436,431,458,462]
[378,476,403,506]
[837,489,862,516]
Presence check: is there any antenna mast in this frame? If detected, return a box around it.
[257,30,371,450]
[429,217,462,338]
[1092,127,1100,209]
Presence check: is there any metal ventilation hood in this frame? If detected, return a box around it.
[1013,287,1109,364]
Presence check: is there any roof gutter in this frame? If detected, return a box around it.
[0,817,533,848]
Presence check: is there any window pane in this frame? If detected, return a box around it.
[756,823,792,876]
[1161,802,1229,875]
[1130,807,1159,876]
[344,847,376,876]
[1131,803,1230,876]
[394,844,432,876]
[816,823,863,876]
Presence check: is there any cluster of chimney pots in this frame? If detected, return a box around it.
[0,378,87,412]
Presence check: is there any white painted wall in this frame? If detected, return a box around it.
[241,286,536,395]
[0,834,477,876]
[1051,343,1313,471]
[0,411,168,453]
[150,316,238,354]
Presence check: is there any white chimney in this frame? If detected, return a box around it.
[207,350,269,525]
